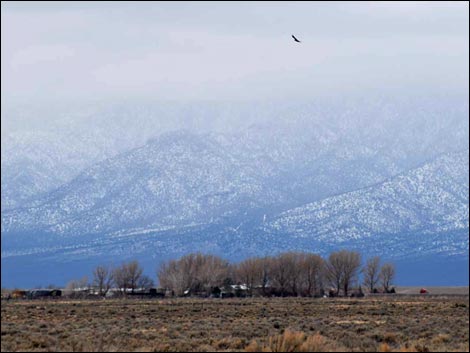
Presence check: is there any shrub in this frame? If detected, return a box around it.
[431,333,451,345]
[245,330,330,352]
[383,332,398,344]
[378,343,392,352]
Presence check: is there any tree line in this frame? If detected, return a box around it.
[159,251,395,297]
[66,261,154,297]
[69,250,395,298]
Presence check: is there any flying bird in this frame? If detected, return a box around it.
[292,34,301,43]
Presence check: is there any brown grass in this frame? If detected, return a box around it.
[1,296,469,352]
[245,330,337,352]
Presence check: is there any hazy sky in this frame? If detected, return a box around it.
[1,1,469,103]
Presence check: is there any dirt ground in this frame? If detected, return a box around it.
[395,287,469,295]
[1,296,469,352]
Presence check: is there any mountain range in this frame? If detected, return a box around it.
[1,98,469,287]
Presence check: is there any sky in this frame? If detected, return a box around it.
[1,1,469,104]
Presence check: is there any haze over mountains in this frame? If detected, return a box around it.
[1,96,469,287]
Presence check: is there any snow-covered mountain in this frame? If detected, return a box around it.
[1,101,285,211]
[1,104,163,210]
[5,121,466,237]
[2,130,285,236]
[1,98,469,287]
[2,97,468,211]
[264,150,469,254]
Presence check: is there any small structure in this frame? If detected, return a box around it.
[350,287,365,298]
[11,290,27,299]
[27,290,53,299]
[252,285,273,297]
[220,285,233,298]
[66,287,95,298]
[128,288,162,297]
[105,289,121,298]
[328,288,338,297]
[420,288,428,294]
[210,286,221,298]
[49,289,62,297]
[220,284,249,298]
[103,287,164,298]
[231,284,248,297]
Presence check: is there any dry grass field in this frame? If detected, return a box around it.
[1,296,469,352]
[395,287,470,295]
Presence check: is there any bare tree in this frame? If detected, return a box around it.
[235,256,272,296]
[279,252,304,296]
[194,253,230,294]
[326,250,361,296]
[270,253,292,296]
[126,261,144,293]
[259,256,272,296]
[299,253,325,297]
[341,251,361,297]
[158,253,229,296]
[290,253,305,296]
[326,252,344,296]
[113,265,128,294]
[225,263,237,287]
[363,256,381,293]
[93,265,114,297]
[155,250,389,298]
[380,263,395,293]
[235,258,262,295]
[65,276,89,298]
[66,276,89,291]
[158,259,186,296]
[236,257,275,295]
[159,253,200,296]
[112,261,144,294]
[137,275,154,290]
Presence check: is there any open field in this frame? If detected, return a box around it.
[1,296,469,352]
[395,287,469,296]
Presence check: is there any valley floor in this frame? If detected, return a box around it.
[395,286,469,295]
[1,296,469,352]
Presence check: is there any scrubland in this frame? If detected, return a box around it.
[1,296,469,352]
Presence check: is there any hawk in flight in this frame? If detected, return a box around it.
[292,34,301,43]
